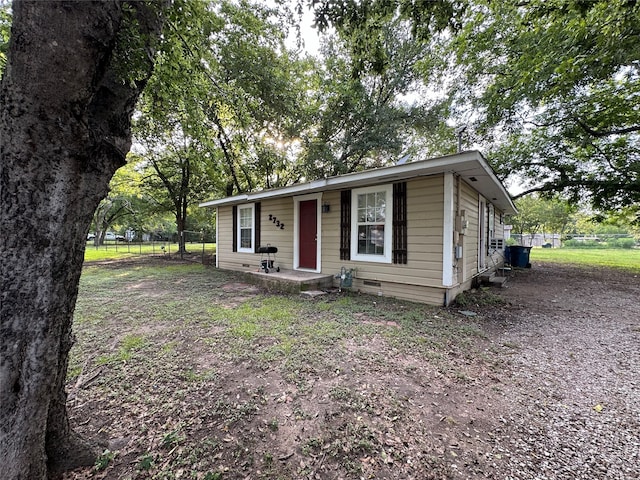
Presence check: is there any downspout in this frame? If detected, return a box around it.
[444,290,451,307]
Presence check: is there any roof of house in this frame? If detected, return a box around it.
[199,150,517,215]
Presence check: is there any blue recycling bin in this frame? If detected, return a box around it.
[508,245,532,268]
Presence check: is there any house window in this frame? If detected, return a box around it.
[237,204,254,253]
[488,204,495,242]
[351,185,393,263]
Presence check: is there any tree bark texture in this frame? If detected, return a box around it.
[0,2,164,479]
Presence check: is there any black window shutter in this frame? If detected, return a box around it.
[392,182,407,264]
[254,202,261,253]
[232,205,238,252]
[340,190,351,260]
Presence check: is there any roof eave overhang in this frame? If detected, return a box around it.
[199,150,517,215]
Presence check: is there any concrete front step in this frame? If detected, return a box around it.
[488,276,508,287]
[479,272,508,288]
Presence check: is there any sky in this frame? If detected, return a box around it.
[287,3,322,55]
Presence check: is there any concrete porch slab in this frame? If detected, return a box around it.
[236,268,334,294]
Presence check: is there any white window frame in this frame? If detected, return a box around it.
[237,203,255,253]
[351,184,393,263]
[478,197,487,270]
[488,203,495,244]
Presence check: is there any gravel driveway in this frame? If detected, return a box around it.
[486,262,640,480]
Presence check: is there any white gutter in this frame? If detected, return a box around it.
[200,194,249,208]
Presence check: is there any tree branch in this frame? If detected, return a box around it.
[574,117,640,138]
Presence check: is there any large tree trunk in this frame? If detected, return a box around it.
[177,215,187,256]
[0,2,164,479]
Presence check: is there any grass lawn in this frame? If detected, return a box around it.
[68,259,499,479]
[83,242,216,262]
[529,247,640,274]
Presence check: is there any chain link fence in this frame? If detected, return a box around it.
[85,230,216,263]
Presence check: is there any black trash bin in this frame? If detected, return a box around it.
[509,245,532,268]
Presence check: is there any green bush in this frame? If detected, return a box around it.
[562,238,636,249]
[563,239,603,248]
[608,237,636,249]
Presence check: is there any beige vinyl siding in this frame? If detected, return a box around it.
[216,205,234,267]
[320,175,444,288]
[456,181,508,280]
[459,180,480,281]
[217,197,295,271]
[319,190,342,274]
[445,279,475,306]
[493,209,506,241]
[351,278,447,306]
[260,197,294,269]
[214,173,502,306]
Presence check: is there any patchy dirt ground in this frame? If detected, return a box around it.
[479,263,640,480]
[63,258,639,480]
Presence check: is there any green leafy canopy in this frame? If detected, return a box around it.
[444,0,639,210]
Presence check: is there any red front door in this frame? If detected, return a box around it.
[299,199,317,269]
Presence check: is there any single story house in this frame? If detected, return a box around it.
[200,150,517,306]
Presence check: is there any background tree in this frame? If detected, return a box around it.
[311,1,639,213]
[202,1,310,192]
[442,0,640,210]
[300,20,441,178]
[92,197,134,243]
[133,0,310,249]
[510,194,576,245]
[0,2,165,478]
[569,207,640,243]
[310,0,464,69]
[142,0,308,190]
[90,162,147,245]
[0,3,10,72]
[134,125,217,254]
